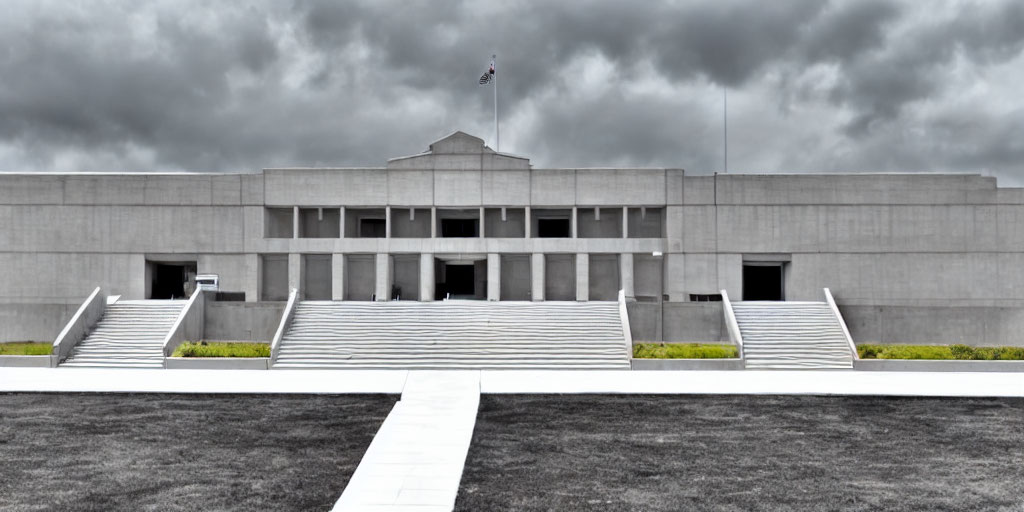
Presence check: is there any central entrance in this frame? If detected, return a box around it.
[435,256,486,300]
[146,259,197,300]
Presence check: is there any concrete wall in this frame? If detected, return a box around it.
[500,254,531,300]
[203,301,284,342]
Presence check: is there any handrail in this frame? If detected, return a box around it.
[51,287,104,367]
[162,288,205,359]
[617,289,633,359]
[721,289,744,361]
[270,288,299,365]
[824,288,858,361]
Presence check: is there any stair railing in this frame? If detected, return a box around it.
[270,288,299,365]
[162,288,206,362]
[617,289,633,359]
[51,287,105,367]
[721,289,745,361]
[823,288,859,361]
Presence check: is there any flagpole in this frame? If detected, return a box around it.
[493,54,499,152]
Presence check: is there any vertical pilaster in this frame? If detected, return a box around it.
[479,207,486,238]
[487,253,500,301]
[430,207,437,238]
[420,253,435,301]
[571,207,578,238]
[576,253,589,301]
[375,253,391,301]
[622,206,629,238]
[292,206,300,239]
[339,207,346,238]
[531,253,545,301]
[525,206,532,238]
[620,253,634,299]
[244,253,259,302]
[385,206,392,238]
[332,253,345,300]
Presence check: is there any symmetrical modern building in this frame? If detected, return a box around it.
[3,131,1024,358]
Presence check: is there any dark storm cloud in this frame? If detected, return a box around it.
[0,0,1021,183]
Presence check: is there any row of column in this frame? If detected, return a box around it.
[285,252,636,301]
[290,206,646,238]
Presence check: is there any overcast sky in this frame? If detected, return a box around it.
[1,1,1022,184]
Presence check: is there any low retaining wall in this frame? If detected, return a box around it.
[0,355,51,368]
[631,359,744,371]
[855,359,1024,372]
[164,357,269,370]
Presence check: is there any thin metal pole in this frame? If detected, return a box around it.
[493,54,499,152]
[723,87,728,173]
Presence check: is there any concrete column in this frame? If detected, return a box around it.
[620,253,634,299]
[288,253,301,297]
[487,253,500,301]
[374,253,391,301]
[531,253,545,301]
[525,207,532,238]
[571,207,578,238]
[385,206,392,238]
[479,207,486,238]
[420,253,435,301]
[244,254,259,302]
[430,207,437,238]
[332,253,345,300]
[576,253,589,302]
[292,206,300,239]
[339,207,346,238]
[622,206,628,238]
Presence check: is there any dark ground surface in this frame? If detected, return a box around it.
[456,394,1024,512]
[0,393,396,512]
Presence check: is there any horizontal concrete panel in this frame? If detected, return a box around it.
[434,170,482,206]
[0,205,246,253]
[0,175,64,204]
[482,170,530,205]
[264,169,387,206]
[63,175,146,204]
[0,253,140,301]
[387,170,434,205]
[715,174,997,205]
[531,169,575,205]
[842,304,1024,347]
[576,169,665,206]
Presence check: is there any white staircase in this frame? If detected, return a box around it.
[273,301,631,369]
[60,300,184,368]
[731,301,854,370]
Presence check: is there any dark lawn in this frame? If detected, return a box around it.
[0,393,396,512]
[456,395,1024,512]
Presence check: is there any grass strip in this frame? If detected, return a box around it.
[857,343,1024,360]
[0,342,53,355]
[633,342,738,359]
[172,341,270,358]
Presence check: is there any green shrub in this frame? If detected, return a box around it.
[0,342,53,356]
[857,344,1024,360]
[633,343,739,359]
[172,341,270,358]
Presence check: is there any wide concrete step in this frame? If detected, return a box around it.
[275,300,629,370]
[59,300,184,368]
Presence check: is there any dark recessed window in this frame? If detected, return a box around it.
[441,218,479,237]
[537,218,570,238]
[689,293,723,302]
[359,218,386,238]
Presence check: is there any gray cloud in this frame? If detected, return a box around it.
[0,0,1021,185]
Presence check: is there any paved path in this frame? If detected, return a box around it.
[333,371,480,511]
[1,367,1021,397]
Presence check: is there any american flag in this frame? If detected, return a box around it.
[479,60,494,85]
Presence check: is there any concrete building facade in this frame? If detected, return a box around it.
[3,131,1023,346]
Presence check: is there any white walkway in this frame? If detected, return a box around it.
[333,371,480,512]
[1,367,1021,397]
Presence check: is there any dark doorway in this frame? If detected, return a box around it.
[435,259,485,300]
[743,264,784,301]
[441,218,479,238]
[149,261,197,299]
